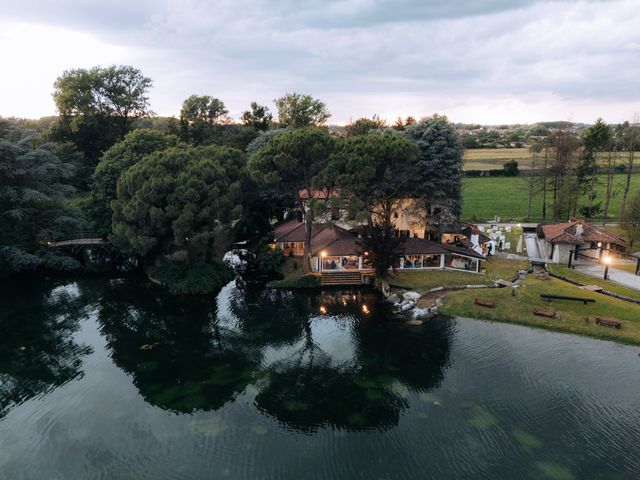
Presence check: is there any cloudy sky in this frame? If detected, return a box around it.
[1,0,639,124]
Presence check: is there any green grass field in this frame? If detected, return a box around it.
[463,148,636,171]
[392,258,530,291]
[440,276,640,346]
[462,173,640,222]
[393,258,640,345]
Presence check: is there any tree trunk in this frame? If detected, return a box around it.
[620,148,635,220]
[541,147,548,220]
[604,148,614,218]
[303,217,313,273]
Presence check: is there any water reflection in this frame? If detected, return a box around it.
[94,278,262,412]
[93,278,453,430]
[0,277,91,418]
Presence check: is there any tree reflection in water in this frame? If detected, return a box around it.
[255,289,453,431]
[95,277,263,413]
[94,277,453,430]
[0,277,91,418]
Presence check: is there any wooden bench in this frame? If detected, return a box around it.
[595,317,622,329]
[533,307,556,318]
[475,298,495,308]
[540,294,595,305]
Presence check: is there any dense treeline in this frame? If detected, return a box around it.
[1,64,466,289]
[7,63,637,289]
[521,120,640,224]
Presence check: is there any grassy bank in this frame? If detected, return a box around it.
[392,258,530,291]
[547,264,640,302]
[440,276,640,346]
[392,258,640,345]
[462,173,640,222]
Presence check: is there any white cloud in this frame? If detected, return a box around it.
[1,0,639,124]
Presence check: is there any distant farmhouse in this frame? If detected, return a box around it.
[535,220,627,263]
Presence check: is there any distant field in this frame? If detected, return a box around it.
[462,173,640,222]
[463,148,636,171]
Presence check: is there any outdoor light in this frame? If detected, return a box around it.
[597,242,602,248]
[517,223,521,228]
[319,306,327,314]
[321,251,327,257]
[603,255,611,280]
[362,304,370,315]
[364,251,369,256]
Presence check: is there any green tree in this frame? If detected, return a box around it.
[503,160,519,176]
[241,102,273,130]
[405,115,464,234]
[0,140,82,276]
[248,127,335,271]
[345,116,386,137]
[90,129,179,235]
[619,121,640,220]
[546,124,582,220]
[273,93,330,128]
[53,66,153,135]
[324,133,419,276]
[579,118,612,217]
[179,95,229,145]
[111,145,245,260]
[621,192,640,250]
[392,116,416,131]
[50,65,153,182]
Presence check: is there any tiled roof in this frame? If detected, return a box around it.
[401,238,450,255]
[276,220,484,260]
[441,243,485,260]
[539,220,627,246]
[580,224,626,245]
[549,232,582,244]
[274,219,303,240]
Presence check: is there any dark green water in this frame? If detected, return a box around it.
[1,275,639,480]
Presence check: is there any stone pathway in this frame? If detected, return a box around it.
[574,264,640,291]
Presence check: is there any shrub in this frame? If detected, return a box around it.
[503,160,520,176]
[147,260,234,295]
[268,272,321,289]
[255,245,285,274]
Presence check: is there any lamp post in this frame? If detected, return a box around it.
[602,255,611,280]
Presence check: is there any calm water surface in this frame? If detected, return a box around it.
[1,275,639,480]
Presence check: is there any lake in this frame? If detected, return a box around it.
[1,275,639,479]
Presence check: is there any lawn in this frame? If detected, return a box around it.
[440,276,640,346]
[392,258,530,292]
[547,264,640,302]
[462,173,640,222]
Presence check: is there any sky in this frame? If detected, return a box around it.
[1,0,639,125]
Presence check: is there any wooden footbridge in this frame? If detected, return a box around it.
[46,232,111,256]
[48,237,107,248]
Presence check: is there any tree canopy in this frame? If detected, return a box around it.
[111,145,245,258]
[405,116,464,231]
[323,133,419,275]
[90,129,179,235]
[50,65,153,182]
[0,138,81,276]
[248,127,335,270]
[273,93,330,128]
[53,65,152,136]
[241,102,273,130]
